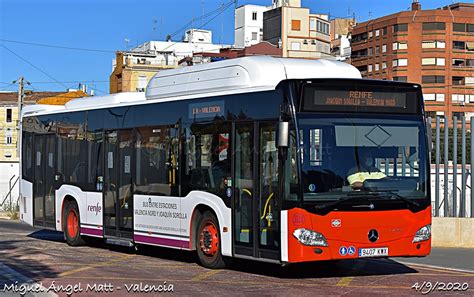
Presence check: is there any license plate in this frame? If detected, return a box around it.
[358,247,389,257]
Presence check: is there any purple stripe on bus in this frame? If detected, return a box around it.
[134,234,188,248]
[80,227,103,236]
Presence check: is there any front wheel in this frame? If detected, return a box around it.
[196,211,227,269]
[64,201,86,246]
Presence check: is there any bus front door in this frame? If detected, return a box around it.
[103,129,133,239]
[233,122,280,261]
[33,134,56,228]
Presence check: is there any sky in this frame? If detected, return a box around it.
[0,0,468,94]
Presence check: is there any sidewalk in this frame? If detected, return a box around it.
[394,247,474,272]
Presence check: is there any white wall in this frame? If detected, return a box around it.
[430,165,472,218]
[0,162,19,211]
[234,5,270,48]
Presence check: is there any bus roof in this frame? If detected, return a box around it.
[22,56,361,117]
[145,56,361,100]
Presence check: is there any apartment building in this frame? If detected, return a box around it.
[351,1,474,119]
[263,0,331,59]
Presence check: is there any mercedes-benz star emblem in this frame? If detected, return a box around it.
[368,229,379,242]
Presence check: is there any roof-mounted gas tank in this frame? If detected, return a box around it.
[145,56,361,100]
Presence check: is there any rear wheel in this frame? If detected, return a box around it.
[64,201,86,246]
[196,211,227,269]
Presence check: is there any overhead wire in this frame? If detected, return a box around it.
[0,39,115,54]
[160,0,235,52]
[0,44,70,90]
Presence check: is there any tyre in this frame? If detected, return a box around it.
[196,211,227,269]
[64,200,86,246]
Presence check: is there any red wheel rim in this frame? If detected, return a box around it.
[67,209,79,238]
[199,221,219,256]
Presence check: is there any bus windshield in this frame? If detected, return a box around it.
[297,115,428,202]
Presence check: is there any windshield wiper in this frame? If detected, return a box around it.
[369,190,421,208]
[314,193,372,214]
[314,191,420,215]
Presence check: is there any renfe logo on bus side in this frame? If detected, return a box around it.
[87,203,102,216]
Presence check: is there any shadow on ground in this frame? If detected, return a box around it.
[0,238,59,283]
[26,229,418,279]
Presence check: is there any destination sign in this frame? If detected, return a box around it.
[302,87,417,114]
[189,100,225,119]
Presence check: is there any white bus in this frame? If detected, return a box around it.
[20,56,431,268]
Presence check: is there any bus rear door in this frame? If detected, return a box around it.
[103,129,134,240]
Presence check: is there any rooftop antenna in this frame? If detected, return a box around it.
[124,38,130,50]
[201,0,205,27]
[368,11,372,20]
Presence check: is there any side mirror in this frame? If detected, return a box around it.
[277,121,289,148]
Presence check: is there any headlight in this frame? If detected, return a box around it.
[293,228,328,246]
[413,224,431,243]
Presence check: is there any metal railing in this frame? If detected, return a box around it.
[0,175,19,208]
[429,116,473,217]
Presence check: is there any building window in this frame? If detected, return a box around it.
[292,20,301,31]
[452,94,465,103]
[422,40,445,49]
[382,62,387,69]
[452,58,465,66]
[352,32,368,43]
[423,94,436,101]
[452,76,464,86]
[316,20,329,35]
[453,41,465,50]
[310,18,316,30]
[466,77,474,86]
[368,48,373,56]
[252,12,257,21]
[422,22,445,31]
[375,29,380,37]
[382,44,387,53]
[368,64,373,72]
[291,42,300,51]
[467,42,474,52]
[383,27,388,35]
[393,76,407,82]
[453,23,474,33]
[374,63,380,71]
[393,23,408,32]
[422,76,445,84]
[137,75,147,92]
[6,108,12,123]
[5,128,12,145]
[393,41,408,50]
[375,46,380,55]
[251,32,258,41]
[393,59,408,67]
[421,58,445,66]
[368,31,373,38]
[454,41,474,52]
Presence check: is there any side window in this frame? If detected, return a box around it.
[56,112,87,185]
[182,123,231,199]
[22,132,34,181]
[135,126,179,196]
[284,129,299,201]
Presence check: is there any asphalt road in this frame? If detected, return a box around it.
[0,219,472,296]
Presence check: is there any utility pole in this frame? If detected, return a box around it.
[16,76,24,155]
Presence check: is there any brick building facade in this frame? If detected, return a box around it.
[351,1,474,119]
